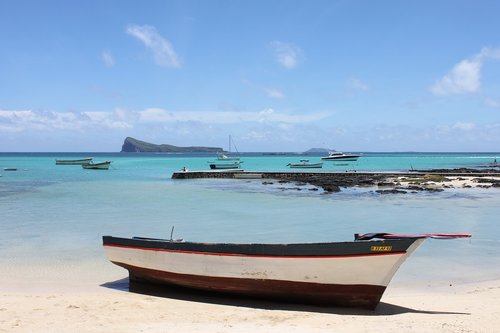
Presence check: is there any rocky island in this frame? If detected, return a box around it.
[121,137,223,153]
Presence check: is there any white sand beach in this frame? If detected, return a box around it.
[1,266,499,333]
[392,175,500,190]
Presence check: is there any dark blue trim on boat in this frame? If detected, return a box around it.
[102,236,418,257]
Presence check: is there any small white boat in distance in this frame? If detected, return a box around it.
[82,161,112,170]
[56,157,93,165]
[209,161,242,170]
[287,160,323,169]
[321,152,361,161]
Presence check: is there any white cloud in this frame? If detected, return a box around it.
[484,97,500,108]
[270,41,302,69]
[0,108,329,133]
[346,78,369,92]
[0,109,132,132]
[126,24,181,68]
[83,110,133,129]
[138,108,328,124]
[452,121,476,131]
[101,51,115,67]
[244,130,269,141]
[430,59,481,95]
[476,47,500,60]
[265,88,285,99]
[430,47,500,96]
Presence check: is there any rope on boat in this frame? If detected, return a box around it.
[355,233,472,240]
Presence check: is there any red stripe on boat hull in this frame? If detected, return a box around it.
[104,243,406,258]
[113,261,386,309]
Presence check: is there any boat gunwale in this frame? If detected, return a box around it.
[103,236,418,257]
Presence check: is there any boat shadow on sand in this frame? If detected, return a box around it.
[101,278,469,316]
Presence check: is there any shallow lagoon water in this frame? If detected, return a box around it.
[1,152,499,290]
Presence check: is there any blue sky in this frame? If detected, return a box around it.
[1,0,500,152]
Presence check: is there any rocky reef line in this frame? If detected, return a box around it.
[172,168,500,194]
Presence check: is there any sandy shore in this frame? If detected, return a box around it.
[1,272,499,333]
[393,175,500,190]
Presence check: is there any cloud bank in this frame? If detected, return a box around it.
[2,108,499,152]
[265,88,285,99]
[0,108,329,132]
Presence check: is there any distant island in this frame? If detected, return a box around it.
[303,148,333,154]
[121,137,223,153]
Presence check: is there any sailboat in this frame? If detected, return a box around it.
[217,135,240,160]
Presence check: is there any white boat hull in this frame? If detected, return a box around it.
[103,236,425,308]
[105,240,422,286]
[209,163,241,170]
[321,152,361,161]
[321,156,359,161]
[82,161,111,170]
[287,163,323,168]
[56,158,93,165]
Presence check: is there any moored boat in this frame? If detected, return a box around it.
[56,157,93,165]
[287,160,323,169]
[209,161,242,170]
[321,152,361,161]
[102,232,470,309]
[82,161,112,170]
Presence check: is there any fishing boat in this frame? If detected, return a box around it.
[208,161,242,170]
[82,161,112,170]
[287,160,323,169]
[56,157,93,165]
[102,232,470,309]
[321,152,361,161]
[216,135,240,161]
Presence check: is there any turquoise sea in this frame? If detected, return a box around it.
[1,152,500,290]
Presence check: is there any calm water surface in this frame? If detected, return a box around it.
[1,152,499,289]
